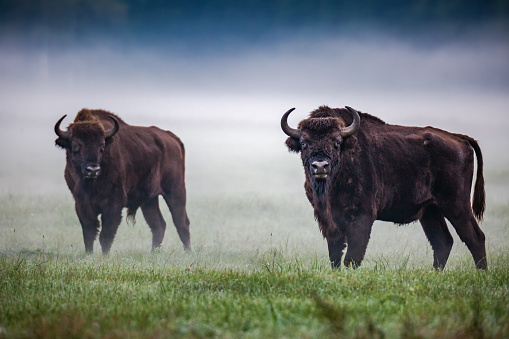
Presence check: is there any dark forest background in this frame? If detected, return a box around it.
[2,0,508,50]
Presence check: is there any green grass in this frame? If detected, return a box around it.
[1,188,508,338]
[1,251,508,338]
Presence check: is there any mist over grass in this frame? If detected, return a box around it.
[1,30,509,194]
[1,190,509,338]
[0,19,507,256]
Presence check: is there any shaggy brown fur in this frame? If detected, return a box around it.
[284,106,486,270]
[55,108,190,254]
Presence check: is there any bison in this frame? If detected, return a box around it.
[281,106,487,269]
[55,109,191,254]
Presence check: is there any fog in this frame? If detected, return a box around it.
[1,32,508,197]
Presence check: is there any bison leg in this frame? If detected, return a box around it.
[163,189,191,251]
[444,209,487,269]
[419,204,453,269]
[75,203,100,254]
[99,206,122,254]
[141,197,166,252]
[343,216,374,268]
[82,226,97,254]
[327,237,346,269]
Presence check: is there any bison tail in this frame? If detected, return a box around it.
[466,137,486,221]
[126,208,137,225]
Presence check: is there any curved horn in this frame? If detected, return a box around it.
[281,108,301,139]
[340,106,361,137]
[54,115,71,140]
[105,115,119,138]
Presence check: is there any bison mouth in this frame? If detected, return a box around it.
[313,173,328,180]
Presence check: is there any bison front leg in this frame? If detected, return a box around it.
[75,203,100,254]
[327,237,346,269]
[81,223,99,254]
[99,206,123,254]
[343,216,374,268]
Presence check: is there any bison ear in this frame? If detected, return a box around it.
[105,136,115,146]
[341,134,358,150]
[55,138,70,149]
[285,137,301,153]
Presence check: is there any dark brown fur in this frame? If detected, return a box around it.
[55,109,190,254]
[285,106,487,269]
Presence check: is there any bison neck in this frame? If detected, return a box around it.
[75,174,122,200]
[76,179,105,199]
[311,179,342,241]
[308,154,371,241]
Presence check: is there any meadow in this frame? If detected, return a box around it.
[1,163,509,338]
[1,98,509,339]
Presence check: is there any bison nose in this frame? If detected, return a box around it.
[311,161,329,176]
[85,165,101,178]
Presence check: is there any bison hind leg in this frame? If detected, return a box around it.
[163,191,191,251]
[442,206,487,269]
[140,197,167,252]
[419,204,453,269]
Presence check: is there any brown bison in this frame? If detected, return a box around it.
[281,106,487,269]
[55,109,191,254]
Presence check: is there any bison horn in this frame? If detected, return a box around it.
[340,106,361,137]
[281,108,301,139]
[105,115,119,138]
[54,115,71,140]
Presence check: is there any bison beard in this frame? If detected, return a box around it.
[307,163,343,241]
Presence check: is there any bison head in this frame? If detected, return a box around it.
[55,115,119,179]
[281,106,360,193]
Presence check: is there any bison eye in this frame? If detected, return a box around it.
[334,141,341,149]
[100,144,105,152]
[301,141,307,149]
[72,145,80,153]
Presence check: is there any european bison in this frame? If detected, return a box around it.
[55,109,191,254]
[281,106,486,269]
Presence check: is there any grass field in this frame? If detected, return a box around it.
[1,180,509,338]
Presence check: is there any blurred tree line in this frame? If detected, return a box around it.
[1,0,508,48]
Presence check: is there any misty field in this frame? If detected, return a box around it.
[1,114,509,338]
[1,168,509,338]
[1,72,509,339]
